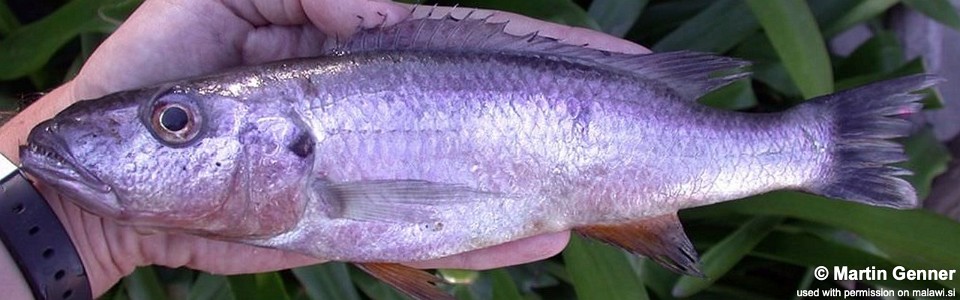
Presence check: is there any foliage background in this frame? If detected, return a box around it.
[2,0,960,299]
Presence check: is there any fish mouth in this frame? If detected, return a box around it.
[21,137,109,192]
[19,131,121,215]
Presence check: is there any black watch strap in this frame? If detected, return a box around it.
[0,168,92,300]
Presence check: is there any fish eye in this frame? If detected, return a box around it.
[149,94,202,146]
[160,106,189,132]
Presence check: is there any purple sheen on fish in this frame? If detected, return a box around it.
[19,14,938,297]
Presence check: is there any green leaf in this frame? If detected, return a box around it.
[488,269,524,300]
[901,127,951,200]
[109,286,130,300]
[696,193,960,289]
[588,0,648,37]
[0,0,20,36]
[746,0,833,98]
[627,0,712,45]
[123,267,167,300]
[731,34,802,99]
[540,260,571,284]
[672,216,782,297]
[563,235,648,300]
[0,0,142,80]
[834,31,905,80]
[652,0,758,53]
[441,0,600,30]
[438,269,480,285]
[836,57,920,90]
[637,259,680,299]
[793,268,815,300]
[228,273,291,300]
[292,263,361,300]
[189,273,233,300]
[821,0,900,37]
[754,230,944,290]
[503,263,561,291]
[699,79,758,110]
[903,0,960,31]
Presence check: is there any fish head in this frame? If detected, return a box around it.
[21,83,315,236]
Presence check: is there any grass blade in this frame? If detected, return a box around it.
[227,273,291,300]
[746,0,833,98]
[122,267,167,300]
[628,0,712,45]
[694,194,960,289]
[563,235,648,300]
[0,0,141,80]
[671,216,782,297]
[903,0,960,31]
[188,273,233,300]
[652,0,758,53]
[588,0,648,37]
[834,32,905,79]
[822,0,900,37]
[754,229,945,290]
[902,127,952,199]
[292,263,361,300]
[699,79,757,110]
[488,269,524,300]
[0,0,19,36]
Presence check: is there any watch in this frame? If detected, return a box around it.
[0,153,91,300]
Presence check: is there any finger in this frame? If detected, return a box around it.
[74,0,251,99]
[406,5,650,55]
[302,0,411,39]
[142,233,326,275]
[406,231,570,270]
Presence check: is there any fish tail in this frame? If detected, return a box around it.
[801,74,941,209]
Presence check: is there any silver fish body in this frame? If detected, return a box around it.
[247,51,826,261]
[21,17,933,266]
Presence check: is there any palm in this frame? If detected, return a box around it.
[28,0,648,297]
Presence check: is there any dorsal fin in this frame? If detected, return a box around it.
[333,14,751,100]
[576,214,703,277]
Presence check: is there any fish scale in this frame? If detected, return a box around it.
[288,50,813,222]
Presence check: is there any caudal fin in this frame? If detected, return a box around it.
[803,74,941,209]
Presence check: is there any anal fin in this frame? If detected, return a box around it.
[576,214,703,277]
[355,263,454,300]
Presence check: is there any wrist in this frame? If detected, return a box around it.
[0,239,34,299]
[0,157,89,299]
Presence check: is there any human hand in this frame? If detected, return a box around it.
[0,0,647,297]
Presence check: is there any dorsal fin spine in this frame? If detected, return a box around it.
[336,14,751,101]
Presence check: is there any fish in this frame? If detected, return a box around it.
[20,14,938,299]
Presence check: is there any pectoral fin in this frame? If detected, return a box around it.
[576,214,703,277]
[316,179,503,223]
[355,263,454,300]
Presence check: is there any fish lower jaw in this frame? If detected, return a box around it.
[21,143,111,193]
[19,144,123,218]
